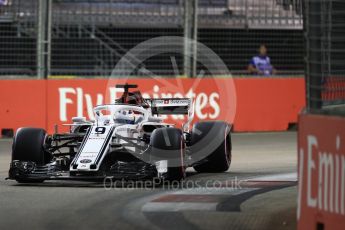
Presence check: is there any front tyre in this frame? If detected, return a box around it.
[11,127,51,183]
[150,128,186,181]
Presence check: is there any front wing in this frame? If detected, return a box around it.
[8,160,158,181]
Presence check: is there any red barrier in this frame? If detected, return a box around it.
[0,80,46,134]
[233,78,305,131]
[46,78,237,133]
[322,77,345,101]
[0,78,305,134]
[298,113,345,230]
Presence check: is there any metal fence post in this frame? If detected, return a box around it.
[303,0,322,110]
[183,0,198,78]
[37,0,52,79]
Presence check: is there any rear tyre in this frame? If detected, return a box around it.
[150,128,186,181]
[12,128,51,183]
[191,121,232,173]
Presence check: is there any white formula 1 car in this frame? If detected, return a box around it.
[8,84,231,183]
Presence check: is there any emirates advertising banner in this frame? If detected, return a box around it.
[48,78,236,133]
[298,114,345,230]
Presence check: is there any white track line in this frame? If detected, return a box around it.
[172,187,257,195]
[142,202,219,212]
[247,172,297,182]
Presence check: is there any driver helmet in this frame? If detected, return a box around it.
[114,110,135,124]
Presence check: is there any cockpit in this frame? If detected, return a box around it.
[113,110,144,125]
[94,84,150,125]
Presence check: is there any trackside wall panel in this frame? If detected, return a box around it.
[0,78,305,135]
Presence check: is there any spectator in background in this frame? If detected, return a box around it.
[0,0,8,6]
[248,44,276,76]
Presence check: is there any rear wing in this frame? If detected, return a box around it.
[146,98,192,115]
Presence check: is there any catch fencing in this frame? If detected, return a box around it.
[0,0,303,78]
